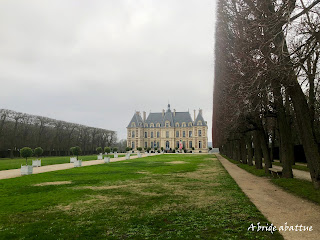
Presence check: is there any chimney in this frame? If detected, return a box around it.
[136,111,140,116]
[199,109,203,116]
[143,111,146,122]
[173,109,176,117]
[162,109,165,117]
[194,110,196,121]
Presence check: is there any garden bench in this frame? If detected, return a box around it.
[269,168,282,178]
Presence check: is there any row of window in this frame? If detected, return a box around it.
[131,141,205,149]
[129,130,202,138]
[131,121,203,128]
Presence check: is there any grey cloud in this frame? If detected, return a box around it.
[0,0,216,141]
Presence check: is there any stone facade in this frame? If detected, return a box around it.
[127,104,208,153]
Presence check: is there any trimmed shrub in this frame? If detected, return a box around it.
[71,146,81,160]
[96,147,103,154]
[34,147,43,158]
[20,147,33,165]
[104,147,111,155]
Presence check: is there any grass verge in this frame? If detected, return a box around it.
[221,155,270,177]
[271,178,320,205]
[0,154,125,171]
[272,161,309,172]
[0,154,282,239]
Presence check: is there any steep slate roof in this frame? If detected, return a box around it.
[127,112,143,128]
[127,105,206,128]
[174,112,193,125]
[161,109,175,127]
[194,112,207,126]
[145,113,163,127]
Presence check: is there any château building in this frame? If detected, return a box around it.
[127,104,208,153]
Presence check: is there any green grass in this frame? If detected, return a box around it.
[222,155,320,206]
[272,161,309,172]
[0,154,125,171]
[271,178,320,205]
[0,154,283,239]
[222,155,270,177]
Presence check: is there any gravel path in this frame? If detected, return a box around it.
[217,154,320,240]
[0,154,157,180]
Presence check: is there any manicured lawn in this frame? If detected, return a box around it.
[0,154,282,239]
[0,154,125,171]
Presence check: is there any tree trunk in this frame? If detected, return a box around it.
[258,128,272,173]
[286,78,320,186]
[271,80,294,178]
[240,136,247,164]
[265,0,320,186]
[235,140,241,162]
[246,133,253,166]
[253,131,263,169]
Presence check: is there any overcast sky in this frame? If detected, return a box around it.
[0,0,216,141]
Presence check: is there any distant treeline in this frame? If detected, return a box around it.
[0,109,117,158]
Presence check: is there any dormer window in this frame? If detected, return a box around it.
[188,122,192,127]
[175,123,179,127]
[150,123,154,128]
[182,122,186,127]
[198,121,202,126]
[131,122,136,127]
[144,123,148,127]
[165,121,170,127]
[156,123,160,127]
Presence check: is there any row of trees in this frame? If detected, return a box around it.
[212,0,320,188]
[0,109,117,157]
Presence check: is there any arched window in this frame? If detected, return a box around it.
[156,123,160,127]
[176,123,179,127]
[131,122,136,127]
[166,141,170,149]
[198,121,202,126]
[182,122,186,127]
[144,123,148,127]
[188,122,192,127]
[150,123,154,128]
